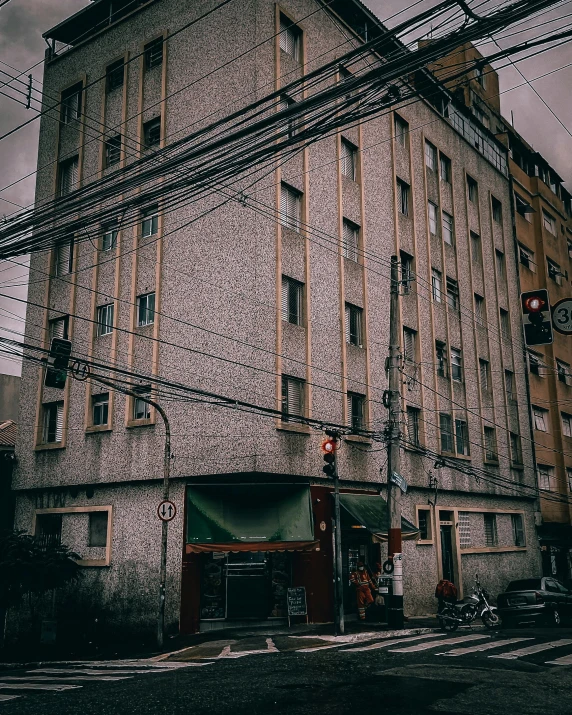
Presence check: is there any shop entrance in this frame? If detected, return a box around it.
[438,510,456,584]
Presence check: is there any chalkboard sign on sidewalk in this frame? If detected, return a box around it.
[287,587,307,626]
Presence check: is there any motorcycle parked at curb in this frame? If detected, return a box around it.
[438,574,500,631]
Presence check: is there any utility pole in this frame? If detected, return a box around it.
[386,255,404,629]
[322,431,344,635]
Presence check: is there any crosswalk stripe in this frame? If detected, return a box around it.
[389,634,489,653]
[0,683,83,692]
[436,637,533,656]
[0,695,20,702]
[545,653,572,665]
[339,633,444,653]
[1,675,131,683]
[33,668,165,676]
[489,639,572,660]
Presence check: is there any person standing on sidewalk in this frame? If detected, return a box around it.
[350,562,376,620]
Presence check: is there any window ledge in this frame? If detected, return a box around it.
[126,418,155,429]
[416,539,434,545]
[345,434,372,445]
[460,546,527,554]
[86,425,112,434]
[276,421,311,435]
[34,442,65,452]
[511,463,525,471]
[484,459,500,466]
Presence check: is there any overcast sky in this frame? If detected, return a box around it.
[0,0,571,376]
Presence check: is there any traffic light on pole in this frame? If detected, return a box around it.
[321,434,338,477]
[521,289,553,347]
[44,338,72,389]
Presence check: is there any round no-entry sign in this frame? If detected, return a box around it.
[552,298,572,335]
[157,500,177,521]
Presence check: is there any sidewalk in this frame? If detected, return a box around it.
[0,616,442,668]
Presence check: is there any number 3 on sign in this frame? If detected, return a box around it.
[552,298,572,336]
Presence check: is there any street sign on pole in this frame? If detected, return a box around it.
[157,500,176,522]
[552,298,572,336]
[390,471,408,494]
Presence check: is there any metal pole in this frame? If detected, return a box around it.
[386,255,404,629]
[333,450,344,635]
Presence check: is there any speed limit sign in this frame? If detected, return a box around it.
[552,298,572,335]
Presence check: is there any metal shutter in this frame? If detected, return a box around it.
[344,304,351,343]
[279,19,299,60]
[343,221,358,262]
[55,402,64,442]
[407,408,419,445]
[403,328,414,362]
[346,393,352,427]
[287,378,303,416]
[281,277,289,322]
[341,141,355,180]
[479,361,488,393]
[56,241,71,276]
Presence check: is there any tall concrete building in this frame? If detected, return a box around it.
[429,43,572,581]
[13,0,541,641]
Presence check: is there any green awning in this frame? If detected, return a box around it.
[339,493,419,541]
[186,484,316,552]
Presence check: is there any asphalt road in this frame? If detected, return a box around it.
[2,625,572,714]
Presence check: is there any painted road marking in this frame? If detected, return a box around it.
[436,637,533,656]
[0,683,83,692]
[339,633,444,653]
[33,668,166,676]
[0,695,20,702]
[489,639,572,660]
[295,632,424,653]
[545,652,572,665]
[389,634,490,653]
[0,675,131,682]
[61,661,195,669]
[217,638,278,659]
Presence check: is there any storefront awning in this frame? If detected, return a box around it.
[186,483,318,553]
[338,493,419,541]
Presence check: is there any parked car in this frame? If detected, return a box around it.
[497,577,572,627]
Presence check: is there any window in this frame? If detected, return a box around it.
[55,239,74,276]
[92,393,109,426]
[428,201,438,235]
[279,14,301,61]
[446,276,459,311]
[425,140,437,171]
[568,467,572,493]
[137,292,155,327]
[543,210,557,236]
[400,251,413,294]
[510,433,523,465]
[347,392,365,431]
[442,212,454,245]
[143,117,161,148]
[484,426,498,462]
[484,514,498,547]
[561,412,572,438]
[529,352,542,376]
[467,175,478,203]
[500,309,510,341]
[141,205,159,237]
[568,239,572,259]
[279,94,298,139]
[458,512,471,548]
[451,348,463,382]
[470,231,481,262]
[97,304,114,336]
[515,193,533,221]
[102,222,118,251]
[345,303,363,347]
[436,340,447,377]
[281,375,304,419]
[538,464,555,491]
[341,139,357,181]
[492,197,503,223]
[431,268,442,303]
[106,59,124,92]
[476,65,487,88]
[440,413,454,453]
[479,359,489,394]
[49,315,69,341]
[133,385,151,420]
[495,249,505,279]
[104,135,121,167]
[42,401,64,443]
[439,153,451,183]
[61,82,82,124]
[474,294,484,325]
[396,178,409,216]
[89,512,109,548]
[417,508,431,541]
[342,218,360,262]
[407,407,421,447]
[505,370,515,403]
[519,245,535,271]
[144,38,164,70]
[36,514,62,548]
[533,406,548,432]
[455,418,470,456]
[547,258,562,284]
[402,327,416,363]
[394,114,408,146]
[280,183,301,233]
[281,277,303,326]
[58,156,78,196]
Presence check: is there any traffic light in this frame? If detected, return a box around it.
[321,434,339,477]
[521,289,553,346]
[44,338,72,389]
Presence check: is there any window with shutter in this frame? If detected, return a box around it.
[144,38,164,71]
[400,252,413,294]
[505,370,515,402]
[42,401,64,443]
[58,156,78,196]
[439,413,454,453]
[511,514,525,547]
[282,277,303,325]
[396,179,409,215]
[406,407,420,446]
[106,59,124,92]
[49,316,69,341]
[510,432,523,465]
[474,294,484,325]
[55,239,73,276]
[500,309,510,340]
[345,304,363,347]
[279,15,301,61]
[340,139,357,181]
[479,359,489,393]
[484,514,498,546]
[484,426,498,461]
[143,117,161,148]
[458,512,471,548]
[280,183,301,232]
[61,82,82,124]
[347,392,365,430]
[402,327,416,362]
[342,218,359,262]
[470,231,481,262]
[105,135,122,167]
[281,376,304,419]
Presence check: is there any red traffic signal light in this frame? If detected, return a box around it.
[321,437,338,454]
[321,436,338,477]
[523,295,545,313]
[521,289,553,346]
